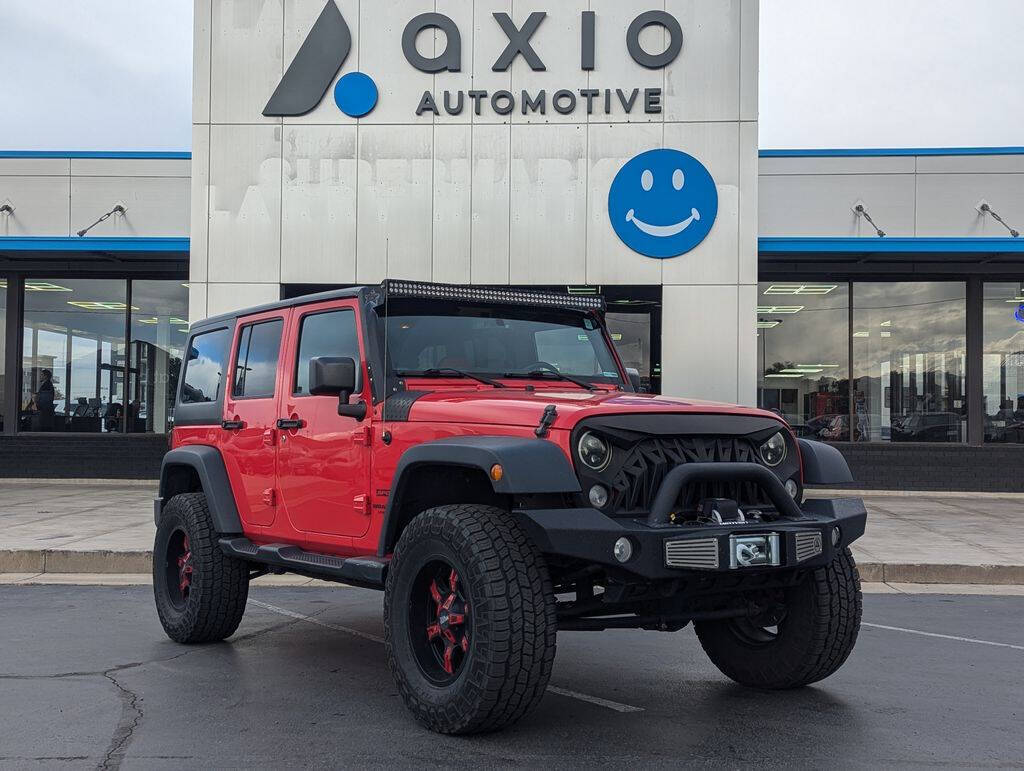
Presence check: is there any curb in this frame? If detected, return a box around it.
[2,550,1023,585]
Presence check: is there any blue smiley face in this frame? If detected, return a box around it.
[608,149,718,258]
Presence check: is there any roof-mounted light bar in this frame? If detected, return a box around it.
[380,280,606,311]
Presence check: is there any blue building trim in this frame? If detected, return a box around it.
[0,151,191,160]
[759,237,1024,254]
[0,237,190,252]
[759,147,1024,158]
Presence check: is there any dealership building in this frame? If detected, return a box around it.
[1,0,1022,488]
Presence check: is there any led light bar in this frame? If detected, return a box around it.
[380,280,606,311]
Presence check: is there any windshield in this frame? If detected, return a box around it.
[381,301,623,385]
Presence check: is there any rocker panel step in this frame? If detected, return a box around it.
[219,537,388,589]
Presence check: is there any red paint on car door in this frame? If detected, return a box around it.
[276,299,373,543]
[218,311,288,529]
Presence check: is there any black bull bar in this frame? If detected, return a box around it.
[647,461,802,526]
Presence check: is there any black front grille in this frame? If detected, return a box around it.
[609,436,768,514]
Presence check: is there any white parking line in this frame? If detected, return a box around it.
[247,598,645,713]
[862,622,1024,651]
[546,686,644,713]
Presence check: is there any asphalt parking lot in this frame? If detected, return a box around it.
[1,585,1021,768]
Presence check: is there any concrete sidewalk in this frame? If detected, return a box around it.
[2,479,1023,583]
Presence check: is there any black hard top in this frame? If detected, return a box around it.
[191,280,605,333]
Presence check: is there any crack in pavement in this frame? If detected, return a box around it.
[0,612,316,768]
[98,668,142,770]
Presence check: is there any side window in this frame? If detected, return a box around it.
[181,328,230,404]
[232,319,284,399]
[294,309,360,395]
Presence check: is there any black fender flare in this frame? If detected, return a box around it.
[157,445,243,535]
[798,438,855,485]
[377,436,581,556]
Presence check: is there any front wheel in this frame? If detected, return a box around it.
[695,548,862,689]
[384,504,557,734]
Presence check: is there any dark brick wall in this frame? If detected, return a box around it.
[0,435,1021,490]
[829,442,1024,492]
[0,435,167,479]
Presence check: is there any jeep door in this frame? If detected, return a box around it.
[219,310,288,528]
[276,299,372,542]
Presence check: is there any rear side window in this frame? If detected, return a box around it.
[294,309,360,395]
[232,319,284,399]
[181,328,230,404]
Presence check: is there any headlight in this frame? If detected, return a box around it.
[578,431,611,471]
[759,431,787,467]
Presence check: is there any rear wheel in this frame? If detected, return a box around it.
[384,504,557,734]
[153,492,249,643]
[695,548,862,688]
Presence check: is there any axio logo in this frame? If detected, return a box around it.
[608,149,717,259]
[264,2,377,117]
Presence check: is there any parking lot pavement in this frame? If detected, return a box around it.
[1,585,1021,768]
[2,480,1024,583]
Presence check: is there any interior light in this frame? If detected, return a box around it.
[880,320,892,327]
[797,363,840,368]
[763,284,837,295]
[757,320,781,329]
[68,301,140,311]
[779,368,824,374]
[853,331,869,338]
[764,373,803,378]
[1,281,74,292]
[756,305,804,314]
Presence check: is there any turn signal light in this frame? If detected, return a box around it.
[490,464,504,482]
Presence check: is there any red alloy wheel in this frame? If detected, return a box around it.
[411,560,472,683]
[164,528,195,610]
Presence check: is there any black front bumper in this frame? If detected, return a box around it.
[514,497,867,581]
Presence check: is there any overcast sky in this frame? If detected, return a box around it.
[0,0,1021,151]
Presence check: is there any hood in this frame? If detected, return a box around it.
[394,387,787,431]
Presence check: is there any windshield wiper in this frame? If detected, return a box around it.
[503,366,597,391]
[395,368,506,388]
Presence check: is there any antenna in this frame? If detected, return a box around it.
[382,239,391,428]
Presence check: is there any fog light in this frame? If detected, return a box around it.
[613,537,633,563]
[785,478,799,499]
[588,484,609,508]
[831,526,841,547]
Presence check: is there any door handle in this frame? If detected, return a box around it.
[276,418,305,430]
[221,419,245,430]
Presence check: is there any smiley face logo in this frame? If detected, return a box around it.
[608,149,718,258]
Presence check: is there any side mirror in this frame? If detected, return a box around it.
[309,356,366,419]
[625,367,643,393]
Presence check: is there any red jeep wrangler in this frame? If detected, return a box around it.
[153,280,866,734]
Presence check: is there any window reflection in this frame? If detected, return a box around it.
[21,279,127,433]
[853,283,966,443]
[757,283,849,442]
[130,281,189,433]
[983,282,1024,444]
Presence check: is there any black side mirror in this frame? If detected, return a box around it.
[309,356,366,419]
[625,367,643,393]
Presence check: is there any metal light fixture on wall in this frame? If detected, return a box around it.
[976,201,1019,237]
[852,201,886,237]
[76,204,127,237]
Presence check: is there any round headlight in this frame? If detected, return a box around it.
[759,431,787,467]
[578,431,611,471]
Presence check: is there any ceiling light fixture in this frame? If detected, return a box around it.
[763,284,838,295]
[68,301,140,311]
[756,305,804,314]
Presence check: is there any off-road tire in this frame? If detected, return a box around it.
[695,547,862,689]
[153,492,249,643]
[384,504,557,734]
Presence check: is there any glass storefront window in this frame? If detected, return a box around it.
[983,282,1024,444]
[0,279,6,432]
[130,281,189,433]
[757,282,849,441]
[21,279,128,433]
[853,282,966,443]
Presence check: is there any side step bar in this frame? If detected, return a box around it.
[219,537,388,590]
